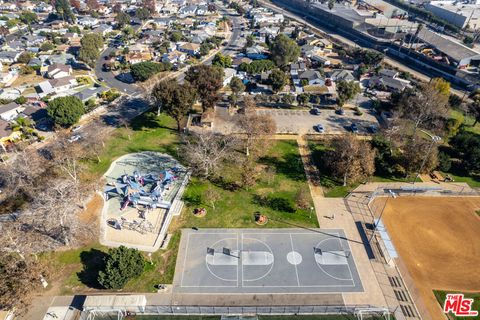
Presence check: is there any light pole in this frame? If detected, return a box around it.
[412,130,442,184]
[368,189,396,244]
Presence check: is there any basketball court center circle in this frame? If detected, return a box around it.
[287,251,302,265]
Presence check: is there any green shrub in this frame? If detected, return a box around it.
[267,196,295,213]
[97,246,145,289]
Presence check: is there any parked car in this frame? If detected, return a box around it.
[68,134,82,143]
[311,107,320,115]
[315,123,325,133]
[335,108,345,115]
[71,125,82,132]
[350,123,359,134]
[368,124,378,133]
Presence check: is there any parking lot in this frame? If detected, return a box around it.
[256,107,379,135]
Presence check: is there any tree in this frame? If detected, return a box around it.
[282,94,295,105]
[336,80,361,107]
[79,33,104,68]
[325,135,375,186]
[229,76,245,107]
[19,11,38,25]
[151,81,196,131]
[17,52,33,64]
[238,59,275,74]
[131,61,171,81]
[98,246,145,289]
[463,35,474,46]
[212,53,232,68]
[170,31,183,42]
[399,82,449,135]
[450,131,480,175]
[185,65,224,111]
[468,100,480,126]
[328,0,334,10]
[135,7,150,21]
[54,0,75,22]
[430,77,450,97]
[401,136,439,176]
[269,34,300,67]
[181,132,238,177]
[143,0,156,14]
[236,96,276,157]
[40,41,55,51]
[115,12,130,28]
[246,35,255,47]
[0,252,48,314]
[295,186,311,210]
[297,93,310,106]
[47,96,85,128]
[268,69,287,93]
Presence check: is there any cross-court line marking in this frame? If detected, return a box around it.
[289,233,301,287]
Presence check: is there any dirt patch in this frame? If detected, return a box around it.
[381,197,480,320]
[79,193,103,225]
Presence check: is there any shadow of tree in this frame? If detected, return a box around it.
[258,152,305,182]
[130,112,176,131]
[77,248,108,289]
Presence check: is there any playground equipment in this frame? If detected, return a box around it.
[104,167,183,211]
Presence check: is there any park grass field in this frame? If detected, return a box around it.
[380,197,480,320]
[47,113,316,294]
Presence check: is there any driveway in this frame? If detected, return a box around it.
[256,107,379,134]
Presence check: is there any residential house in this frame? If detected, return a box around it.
[179,42,200,56]
[0,118,21,150]
[126,52,153,64]
[36,76,78,97]
[232,56,252,68]
[0,71,18,86]
[45,63,72,79]
[246,45,268,60]
[368,69,411,92]
[223,68,237,87]
[78,17,99,27]
[252,13,284,26]
[21,35,46,46]
[162,50,186,64]
[74,86,108,103]
[93,24,113,36]
[196,5,209,15]
[257,27,280,41]
[179,5,197,17]
[0,102,23,121]
[290,62,307,77]
[0,51,21,64]
[327,69,355,82]
[298,70,324,86]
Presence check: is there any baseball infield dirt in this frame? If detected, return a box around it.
[380,197,480,320]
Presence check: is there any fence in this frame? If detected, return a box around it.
[80,304,391,319]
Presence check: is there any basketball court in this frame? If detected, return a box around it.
[173,228,363,294]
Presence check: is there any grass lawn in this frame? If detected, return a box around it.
[450,109,480,135]
[49,113,316,294]
[85,112,179,177]
[433,290,480,320]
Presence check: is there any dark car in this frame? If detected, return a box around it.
[311,107,320,115]
[335,108,345,115]
[350,123,359,134]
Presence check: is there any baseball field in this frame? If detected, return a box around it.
[381,197,480,320]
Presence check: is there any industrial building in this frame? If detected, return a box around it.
[425,1,480,30]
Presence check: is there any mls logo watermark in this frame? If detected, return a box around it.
[443,293,478,317]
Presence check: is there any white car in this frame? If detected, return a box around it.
[315,124,325,133]
[68,134,82,143]
[71,125,82,132]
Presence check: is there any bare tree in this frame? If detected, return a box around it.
[236,96,276,157]
[399,83,449,135]
[401,136,439,176]
[325,135,375,186]
[181,132,238,178]
[0,251,48,315]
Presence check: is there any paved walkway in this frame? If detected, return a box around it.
[297,135,324,198]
